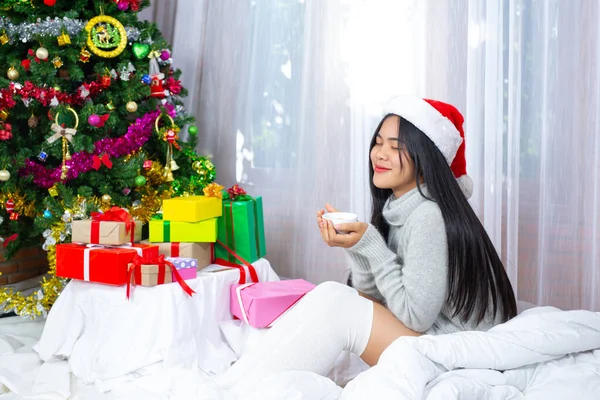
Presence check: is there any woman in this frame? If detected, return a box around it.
[216,97,517,391]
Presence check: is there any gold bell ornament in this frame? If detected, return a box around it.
[47,107,79,180]
[154,114,182,182]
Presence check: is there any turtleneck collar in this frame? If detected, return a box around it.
[382,185,431,226]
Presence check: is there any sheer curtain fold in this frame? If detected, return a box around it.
[146,0,599,311]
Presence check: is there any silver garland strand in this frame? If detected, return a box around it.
[0,17,142,44]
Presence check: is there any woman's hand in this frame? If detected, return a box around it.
[317,203,368,249]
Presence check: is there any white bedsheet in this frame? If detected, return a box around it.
[341,306,600,399]
[1,278,599,399]
[34,259,278,390]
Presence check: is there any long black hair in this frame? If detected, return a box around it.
[361,114,517,324]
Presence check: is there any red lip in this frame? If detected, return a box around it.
[374,165,391,173]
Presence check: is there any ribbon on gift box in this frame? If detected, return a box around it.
[171,242,180,257]
[83,243,142,282]
[214,239,259,284]
[126,253,195,299]
[90,206,136,244]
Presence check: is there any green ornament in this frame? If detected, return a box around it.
[132,43,151,60]
[188,125,198,135]
[134,175,147,186]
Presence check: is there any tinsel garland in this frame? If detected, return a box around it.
[21,105,175,188]
[0,81,105,111]
[0,16,142,44]
[0,190,36,218]
[0,223,66,318]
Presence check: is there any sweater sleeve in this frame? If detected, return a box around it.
[345,248,385,303]
[347,207,448,333]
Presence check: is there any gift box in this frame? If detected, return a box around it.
[126,254,195,298]
[56,243,159,285]
[140,241,213,270]
[215,187,266,264]
[165,257,198,280]
[133,262,174,286]
[71,207,142,245]
[230,279,315,328]
[148,218,218,243]
[162,195,222,222]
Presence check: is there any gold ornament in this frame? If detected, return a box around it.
[170,159,179,171]
[155,114,182,182]
[0,170,10,181]
[0,109,8,121]
[143,160,166,186]
[84,15,128,58]
[57,32,71,46]
[48,185,59,197]
[35,47,49,60]
[106,101,115,111]
[102,194,112,204]
[0,31,8,45]
[79,48,91,63]
[7,66,19,81]
[52,56,63,68]
[203,182,224,199]
[28,115,38,128]
[48,107,79,181]
[53,85,61,91]
[126,101,138,113]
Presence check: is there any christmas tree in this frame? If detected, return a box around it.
[0,0,216,317]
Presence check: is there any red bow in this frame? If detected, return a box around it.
[91,206,134,234]
[93,114,110,128]
[126,254,195,299]
[92,154,113,170]
[3,233,18,248]
[227,184,247,200]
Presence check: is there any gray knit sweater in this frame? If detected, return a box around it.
[346,186,503,335]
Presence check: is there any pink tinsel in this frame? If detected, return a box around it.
[21,105,175,188]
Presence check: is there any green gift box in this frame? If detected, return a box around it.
[149,218,218,243]
[215,195,266,264]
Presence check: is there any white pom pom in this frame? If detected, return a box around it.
[457,174,473,199]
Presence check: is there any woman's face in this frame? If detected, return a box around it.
[370,115,417,198]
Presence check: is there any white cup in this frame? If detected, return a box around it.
[322,212,359,234]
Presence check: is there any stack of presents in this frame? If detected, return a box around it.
[54,185,315,328]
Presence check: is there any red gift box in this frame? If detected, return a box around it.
[56,243,159,285]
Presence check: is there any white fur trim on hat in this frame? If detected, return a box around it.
[384,97,463,165]
[457,174,473,199]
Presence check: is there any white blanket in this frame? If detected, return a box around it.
[341,306,600,399]
[0,306,599,398]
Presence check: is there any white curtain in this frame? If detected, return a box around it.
[144,0,600,311]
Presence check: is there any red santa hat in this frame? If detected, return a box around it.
[384,97,473,198]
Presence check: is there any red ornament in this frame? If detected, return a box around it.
[166,129,177,143]
[143,160,152,169]
[5,199,14,213]
[150,76,166,98]
[0,122,12,141]
[79,48,91,63]
[9,212,19,221]
[165,77,182,95]
[21,59,31,71]
[44,0,56,5]
[100,75,111,87]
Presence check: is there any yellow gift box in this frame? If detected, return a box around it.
[162,196,222,222]
[149,218,218,243]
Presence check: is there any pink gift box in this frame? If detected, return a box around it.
[165,257,198,281]
[230,279,316,328]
